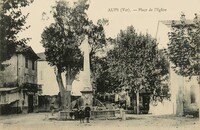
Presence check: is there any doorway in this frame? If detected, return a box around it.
[28,95,34,113]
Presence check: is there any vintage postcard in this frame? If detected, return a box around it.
[0,0,200,130]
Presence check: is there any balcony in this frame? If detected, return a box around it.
[21,83,42,94]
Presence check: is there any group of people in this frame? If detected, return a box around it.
[77,103,91,123]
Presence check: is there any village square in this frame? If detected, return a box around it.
[0,0,200,130]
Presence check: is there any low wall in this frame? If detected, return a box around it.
[59,111,69,120]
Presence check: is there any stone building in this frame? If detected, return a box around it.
[0,45,41,114]
[37,52,60,96]
[170,66,199,116]
[151,19,200,116]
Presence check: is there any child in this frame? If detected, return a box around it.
[50,105,55,116]
[78,107,85,123]
[84,103,91,123]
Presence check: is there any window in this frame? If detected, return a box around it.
[25,57,28,68]
[32,60,35,70]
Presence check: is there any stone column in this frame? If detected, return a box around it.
[80,35,93,106]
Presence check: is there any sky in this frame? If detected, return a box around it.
[18,0,200,53]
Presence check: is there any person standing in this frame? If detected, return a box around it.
[84,103,91,123]
[78,107,85,123]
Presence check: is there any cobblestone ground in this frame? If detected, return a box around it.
[0,113,200,130]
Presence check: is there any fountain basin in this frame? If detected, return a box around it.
[91,110,115,118]
[58,110,116,120]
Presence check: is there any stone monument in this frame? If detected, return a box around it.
[80,35,93,106]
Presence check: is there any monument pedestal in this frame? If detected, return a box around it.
[80,87,93,106]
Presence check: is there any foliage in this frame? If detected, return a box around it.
[0,0,32,69]
[91,56,120,93]
[88,20,109,91]
[87,18,108,57]
[41,0,88,83]
[168,14,200,78]
[106,26,170,99]
[86,19,108,87]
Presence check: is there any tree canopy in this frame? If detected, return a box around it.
[104,26,169,99]
[0,0,32,69]
[168,14,200,79]
[41,0,95,79]
[91,56,120,93]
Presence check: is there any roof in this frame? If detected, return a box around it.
[37,52,46,61]
[16,45,40,60]
[160,19,195,28]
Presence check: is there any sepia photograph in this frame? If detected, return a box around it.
[0,0,200,130]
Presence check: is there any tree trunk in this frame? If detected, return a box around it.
[65,65,74,110]
[198,85,200,121]
[56,69,66,109]
[136,91,140,114]
[198,76,200,121]
[65,91,71,110]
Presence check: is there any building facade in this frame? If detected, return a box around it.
[37,52,60,96]
[170,66,199,116]
[152,19,200,117]
[0,45,41,114]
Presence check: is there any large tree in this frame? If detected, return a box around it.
[167,13,200,118]
[41,0,88,109]
[106,26,169,113]
[0,0,32,69]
